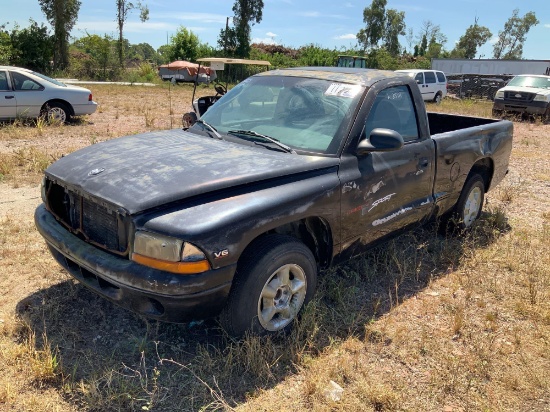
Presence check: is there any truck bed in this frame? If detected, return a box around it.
[427,112,500,135]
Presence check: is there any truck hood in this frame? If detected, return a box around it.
[45,129,340,214]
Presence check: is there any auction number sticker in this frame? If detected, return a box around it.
[325,83,362,98]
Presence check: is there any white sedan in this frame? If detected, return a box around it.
[0,66,97,123]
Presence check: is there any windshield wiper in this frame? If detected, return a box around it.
[195,119,222,139]
[227,129,296,154]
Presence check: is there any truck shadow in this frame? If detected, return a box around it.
[16,211,510,410]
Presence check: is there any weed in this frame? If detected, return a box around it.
[143,107,156,128]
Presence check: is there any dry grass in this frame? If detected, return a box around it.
[1,88,549,411]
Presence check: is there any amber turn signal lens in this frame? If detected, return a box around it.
[132,253,210,274]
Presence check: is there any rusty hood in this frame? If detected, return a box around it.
[45,129,339,214]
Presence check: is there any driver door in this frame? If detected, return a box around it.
[339,85,435,251]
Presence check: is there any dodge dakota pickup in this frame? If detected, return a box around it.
[35,67,513,336]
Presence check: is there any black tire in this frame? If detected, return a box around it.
[42,101,71,123]
[446,174,485,231]
[492,108,503,119]
[220,234,317,336]
[433,92,442,105]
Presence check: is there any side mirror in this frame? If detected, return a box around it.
[356,128,404,156]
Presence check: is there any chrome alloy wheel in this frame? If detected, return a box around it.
[47,106,67,123]
[257,263,307,331]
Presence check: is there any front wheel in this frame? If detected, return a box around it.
[220,235,317,336]
[492,108,504,119]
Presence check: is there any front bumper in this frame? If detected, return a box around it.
[35,204,235,322]
[493,98,549,115]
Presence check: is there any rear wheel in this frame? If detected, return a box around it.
[434,92,442,105]
[42,102,71,123]
[220,235,317,336]
[453,174,485,230]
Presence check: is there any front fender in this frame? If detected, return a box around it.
[135,171,341,269]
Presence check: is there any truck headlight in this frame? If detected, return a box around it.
[533,94,549,102]
[494,91,504,99]
[132,231,210,274]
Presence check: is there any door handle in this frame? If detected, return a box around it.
[419,158,429,167]
[5,95,15,99]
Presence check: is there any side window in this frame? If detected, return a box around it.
[415,73,424,84]
[0,71,9,91]
[436,71,446,83]
[424,71,436,84]
[364,86,419,143]
[11,72,43,91]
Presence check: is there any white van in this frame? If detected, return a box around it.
[395,69,447,103]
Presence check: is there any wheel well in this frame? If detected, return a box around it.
[242,217,333,270]
[42,99,74,116]
[467,157,494,191]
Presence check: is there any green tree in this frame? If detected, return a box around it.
[10,20,53,72]
[217,25,238,57]
[116,0,149,67]
[0,25,13,64]
[156,44,171,64]
[417,20,446,53]
[383,9,405,56]
[128,42,157,62]
[231,0,264,58]
[73,33,115,79]
[357,0,387,51]
[298,44,339,66]
[38,0,81,70]
[418,34,427,56]
[168,26,200,62]
[493,9,538,59]
[451,18,492,59]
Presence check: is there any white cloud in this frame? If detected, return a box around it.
[266,32,278,37]
[489,35,500,45]
[297,11,347,19]
[545,24,550,28]
[252,37,280,45]
[334,33,356,40]
[75,20,177,33]
[153,12,227,24]
[345,2,353,7]
[300,11,320,17]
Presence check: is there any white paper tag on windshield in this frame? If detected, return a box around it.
[325,83,362,98]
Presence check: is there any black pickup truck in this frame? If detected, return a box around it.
[35,67,513,336]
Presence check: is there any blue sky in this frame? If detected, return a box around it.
[4,0,550,60]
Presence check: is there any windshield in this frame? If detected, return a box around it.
[194,75,364,155]
[31,71,67,87]
[507,76,550,90]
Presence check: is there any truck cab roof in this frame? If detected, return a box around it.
[256,67,406,87]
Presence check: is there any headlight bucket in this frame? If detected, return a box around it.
[494,91,504,99]
[133,231,182,262]
[533,94,549,102]
[132,231,210,274]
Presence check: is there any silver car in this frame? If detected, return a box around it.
[0,66,97,123]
